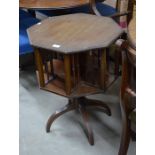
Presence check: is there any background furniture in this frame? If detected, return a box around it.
[37,1,116,17]
[19,0,102,17]
[19,9,40,68]
[19,0,102,10]
[27,10,123,145]
[19,0,134,25]
[116,15,136,155]
[119,42,136,155]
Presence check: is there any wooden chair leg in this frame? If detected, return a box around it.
[118,119,130,155]
[130,129,136,141]
[118,97,131,155]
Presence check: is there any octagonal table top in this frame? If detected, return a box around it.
[27,13,123,54]
[19,0,103,10]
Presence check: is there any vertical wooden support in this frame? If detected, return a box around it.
[100,48,107,90]
[45,62,49,81]
[127,0,135,24]
[106,48,110,72]
[72,54,76,85]
[64,54,72,95]
[76,53,80,83]
[114,48,120,78]
[50,60,54,72]
[34,48,45,87]
[50,58,54,76]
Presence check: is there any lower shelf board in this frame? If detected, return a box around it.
[36,59,117,98]
[36,71,116,98]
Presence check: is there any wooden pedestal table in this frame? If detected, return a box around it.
[27,13,123,145]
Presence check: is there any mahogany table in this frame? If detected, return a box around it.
[27,13,123,145]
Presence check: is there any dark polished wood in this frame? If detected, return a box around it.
[35,52,117,98]
[100,48,107,89]
[34,48,45,87]
[28,0,125,146]
[119,49,135,155]
[64,54,72,95]
[36,48,115,145]
[27,14,123,53]
[116,37,136,155]
[83,98,111,115]
[27,13,123,97]
[46,100,77,133]
[79,98,94,145]
[46,97,111,145]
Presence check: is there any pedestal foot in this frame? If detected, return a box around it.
[83,97,111,116]
[46,97,111,146]
[79,100,94,145]
[46,100,77,132]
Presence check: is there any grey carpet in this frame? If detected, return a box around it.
[19,67,135,155]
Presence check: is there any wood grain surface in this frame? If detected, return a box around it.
[27,13,123,53]
[19,0,103,10]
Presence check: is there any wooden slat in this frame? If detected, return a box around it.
[100,48,107,90]
[34,48,45,87]
[64,54,72,95]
